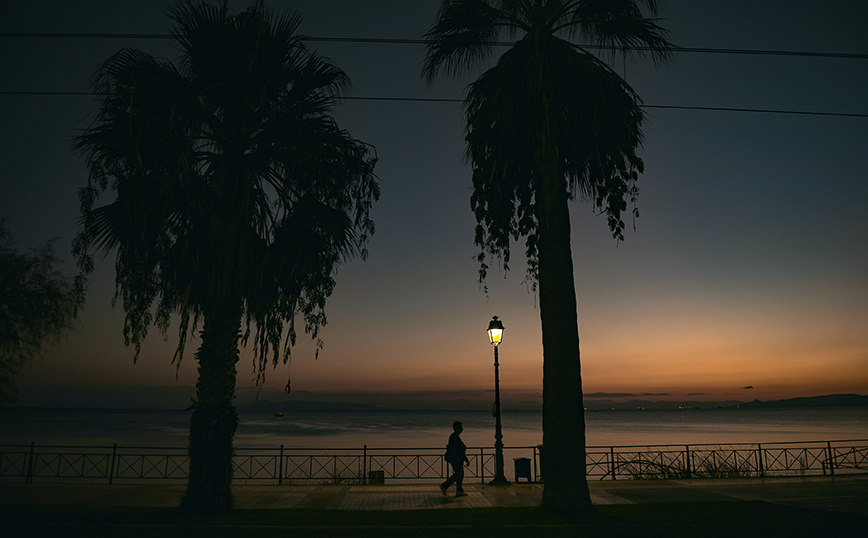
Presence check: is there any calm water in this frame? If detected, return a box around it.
[1,407,865,449]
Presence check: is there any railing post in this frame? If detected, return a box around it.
[442,452,445,479]
[108,443,117,484]
[532,446,537,482]
[827,441,835,476]
[480,448,485,483]
[363,445,367,485]
[685,445,692,479]
[757,444,764,477]
[26,442,35,483]
[609,447,617,480]
[278,445,284,485]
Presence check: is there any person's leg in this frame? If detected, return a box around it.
[441,462,457,492]
[455,464,465,493]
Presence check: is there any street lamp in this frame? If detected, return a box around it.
[487,316,508,484]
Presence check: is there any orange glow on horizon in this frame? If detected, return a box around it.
[20,260,867,406]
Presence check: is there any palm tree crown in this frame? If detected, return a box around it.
[75,1,378,379]
[424,0,670,281]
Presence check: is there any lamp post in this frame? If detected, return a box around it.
[488,316,508,484]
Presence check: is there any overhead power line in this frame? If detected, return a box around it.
[1,32,867,60]
[305,37,868,60]
[1,91,866,118]
[3,33,865,118]
[639,104,868,118]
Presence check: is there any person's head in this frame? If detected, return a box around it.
[452,420,463,433]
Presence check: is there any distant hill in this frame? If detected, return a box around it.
[739,394,868,409]
[585,399,745,411]
[582,394,868,411]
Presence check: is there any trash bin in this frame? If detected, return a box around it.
[514,457,532,483]
[368,470,385,484]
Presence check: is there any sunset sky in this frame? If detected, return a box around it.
[2,0,866,409]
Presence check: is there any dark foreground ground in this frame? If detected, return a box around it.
[2,475,866,537]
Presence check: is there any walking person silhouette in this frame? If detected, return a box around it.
[440,421,470,497]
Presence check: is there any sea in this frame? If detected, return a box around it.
[1,406,866,449]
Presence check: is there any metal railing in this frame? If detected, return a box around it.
[584,440,868,480]
[1,439,865,483]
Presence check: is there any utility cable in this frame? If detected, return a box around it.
[1,32,866,60]
[1,91,865,118]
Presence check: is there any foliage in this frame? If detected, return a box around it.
[612,446,760,480]
[328,469,366,485]
[72,0,378,512]
[621,450,757,480]
[0,220,80,405]
[423,0,671,285]
[73,0,379,385]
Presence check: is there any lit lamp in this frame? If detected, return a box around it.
[487,316,508,484]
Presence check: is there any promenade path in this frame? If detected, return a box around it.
[2,474,866,514]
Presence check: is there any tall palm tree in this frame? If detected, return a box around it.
[73,1,379,513]
[423,0,671,514]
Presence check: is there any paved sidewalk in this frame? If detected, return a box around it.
[2,474,866,514]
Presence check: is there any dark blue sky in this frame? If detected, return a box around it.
[1,0,866,407]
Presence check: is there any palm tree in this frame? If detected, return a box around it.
[73,1,378,513]
[423,0,671,514]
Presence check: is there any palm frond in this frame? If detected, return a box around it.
[424,0,671,270]
[464,31,646,265]
[422,0,505,82]
[564,0,672,63]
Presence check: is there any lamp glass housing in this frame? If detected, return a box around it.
[487,317,504,346]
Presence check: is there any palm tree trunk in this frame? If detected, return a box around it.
[180,298,242,514]
[536,148,593,515]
